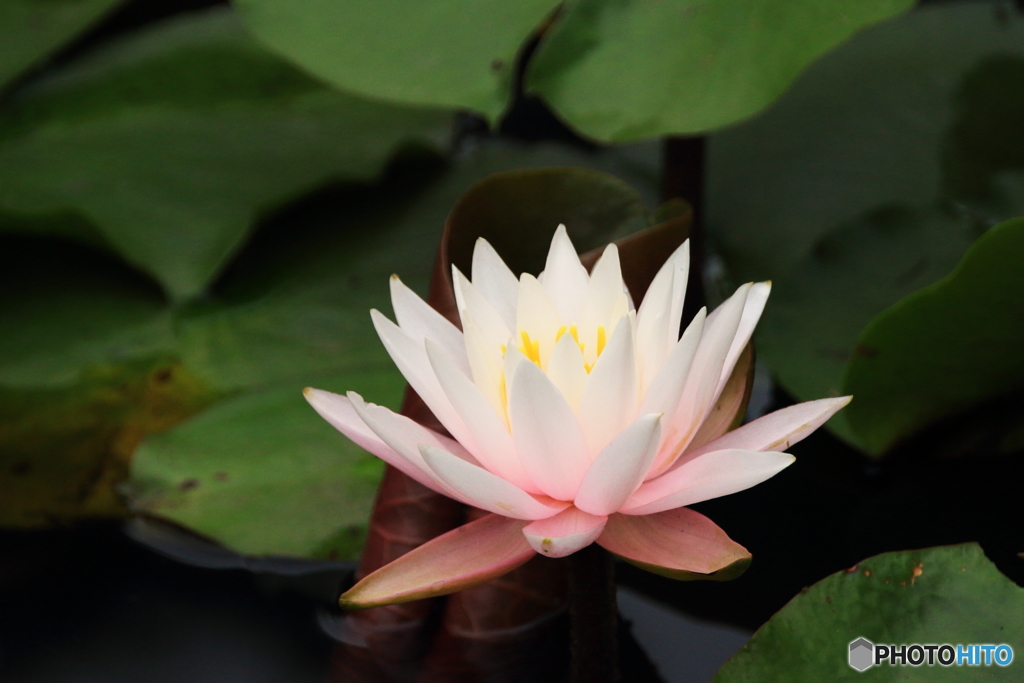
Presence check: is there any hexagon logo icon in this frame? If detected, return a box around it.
[849,638,874,671]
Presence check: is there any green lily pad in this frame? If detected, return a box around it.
[129,376,394,560]
[233,0,559,122]
[0,0,123,92]
[707,2,1024,283]
[843,217,1024,455]
[755,207,981,445]
[0,7,453,301]
[713,543,1024,682]
[527,0,913,142]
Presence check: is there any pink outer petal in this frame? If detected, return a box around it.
[597,509,751,580]
[622,449,795,516]
[684,396,853,461]
[303,388,445,494]
[420,445,569,521]
[340,514,534,609]
[574,413,662,516]
[522,507,608,558]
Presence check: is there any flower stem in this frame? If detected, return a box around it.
[568,544,618,683]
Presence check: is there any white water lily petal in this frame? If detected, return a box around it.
[546,332,589,410]
[344,392,469,500]
[578,315,638,455]
[623,449,795,516]
[635,241,689,388]
[638,307,706,419]
[303,388,439,489]
[685,397,852,462]
[516,273,564,368]
[715,281,770,397]
[541,224,590,322]
[523,507,608,557]
[421,445,569,520]
[461,318,507,421]
[508,359,590,501]
[425,339,535,492]
[389,275,469,376]
[578,244,627,364]
[471,237,519,331]
[575,413,662,516]
[370,309,474,450]
[453,267,511,347]
[653,284,751,474]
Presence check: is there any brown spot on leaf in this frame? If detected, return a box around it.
[153,368,174,384]
[178,478,200,492]
[490,58,505,71]
[911,562,924,584]
[213,472,229,482]
[846,564,859,573]
[852,343,879,360]
[863,569,872,577]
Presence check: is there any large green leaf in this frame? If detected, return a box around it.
[703,4,1024,447]
[128,376,392,560]
[755,208,980,444]
[843,217,1024,455]
[714,543,1024,682]
[0,0,123,92]
[0,8,453,301]
[707,2,1024,282]
[233,0,559,122]
[527,0,913,142]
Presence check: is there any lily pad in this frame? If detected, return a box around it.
[707,2,1024,282]
[843,217,1024,455]
[527,0,913,141]
[755,207,980,445]
[0,0,123,91]
[233,0,559,122]
[129,376,393,560]
[713,543,1024,682]
[0,7,453,301]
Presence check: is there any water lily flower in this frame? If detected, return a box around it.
[305,226,850,609]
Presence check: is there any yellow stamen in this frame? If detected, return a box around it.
[555,325,567,342]
[569,324,583,352]
[596,325,607,357]
[519,330,541,366]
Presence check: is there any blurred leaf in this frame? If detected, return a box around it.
[707,2,1024,282]
[843,217,1024,455]
[0,236,173,389]
[713,543,1024,682]
[129,376,392,560]
[705,4,1024,447]
[0,7,453,301]
[177,140,660,393]
[756,208,980,444]
[0,235,216,526]
[527,0,913,142]
[234,0,559,122]
[0,356,215,527]
[0,0,123,91]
